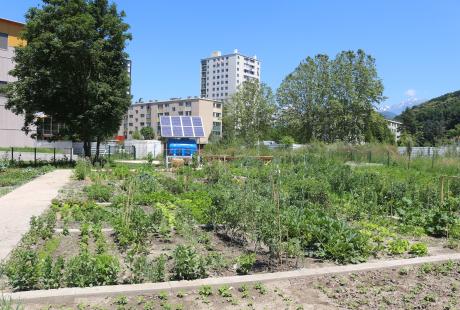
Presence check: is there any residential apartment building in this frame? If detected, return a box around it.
[201,49,260,101]
[0,18,36,147]
[386,119,403,141]
[119,97,222,144]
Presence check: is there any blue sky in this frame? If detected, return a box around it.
[2,0,459,112]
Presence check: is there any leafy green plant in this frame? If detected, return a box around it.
[388,239,410,255]
[199,285,213,297]
[74,159,91,180]
[218,285,232,298]
[5,247,40,290]
[254,282,267,295]
[84,183,112,202]
[409,242,428,256]
[171,245,207,280]
[236,252,256,275]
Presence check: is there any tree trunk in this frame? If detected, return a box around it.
[94,137,101,163]
[83,140,91,158]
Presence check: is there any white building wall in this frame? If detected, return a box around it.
[201,50,261,101]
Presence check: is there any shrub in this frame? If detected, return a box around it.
[171,245,207,280]
[388,239,410,255]
[409,242,428,256]
[5,248,40,290]
[84,183,112,202]
[65,251,120,287]
[74,159,90,180]
[236,253,256,275]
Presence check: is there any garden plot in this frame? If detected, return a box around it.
[0,166,54,197]
[1,153,459,295]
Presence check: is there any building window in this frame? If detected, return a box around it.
[140,122,145,126]
[185,102,191,107]
[213,112,221,117]
[128,123,133,126]
[178,111,183,115]
[129,115,133,118]
[0,33,7,50]
[140,114,145,117]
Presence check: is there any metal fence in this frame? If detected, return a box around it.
[0,147,76,166]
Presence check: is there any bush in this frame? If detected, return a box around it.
[65,251,119,287]
[409,242,428,256]
[74,159,90,180]
[5,248,40,290]
[388,239,410,255]
[236,253,256,275]
[171,245,207,280]
[84,183,112,202]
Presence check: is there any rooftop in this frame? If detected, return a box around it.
[0,18,25,26]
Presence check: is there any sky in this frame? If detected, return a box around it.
[2,0,459,113]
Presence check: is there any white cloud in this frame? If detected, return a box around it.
[404,89,417,98]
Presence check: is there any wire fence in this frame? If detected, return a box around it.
[0,147,75,166]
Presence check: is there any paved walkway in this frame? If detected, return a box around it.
[0,169,72,261]
[6,252,460,303]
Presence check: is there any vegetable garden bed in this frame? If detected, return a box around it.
[0,152,459,295]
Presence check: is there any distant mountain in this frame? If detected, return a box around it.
[378,97,426,115]
[396,90,460,145]
[380,111,396,120]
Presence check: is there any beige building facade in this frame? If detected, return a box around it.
[119,97,222,144]
[0,18,37,147]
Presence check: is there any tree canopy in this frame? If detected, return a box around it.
[6,0,132,157]
[397,90,460,146]
[276,50,386,144]
[222,79,276,145]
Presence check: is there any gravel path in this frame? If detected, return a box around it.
[0,169,72,261]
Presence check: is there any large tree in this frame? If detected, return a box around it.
[6,0,132,157]
[223,79,276,145]
[277,50,385,143]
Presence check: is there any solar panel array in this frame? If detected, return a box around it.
[160,116,206,138]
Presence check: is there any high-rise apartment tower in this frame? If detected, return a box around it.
[200,49,260,101]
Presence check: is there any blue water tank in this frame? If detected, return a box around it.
[167,138,198,156]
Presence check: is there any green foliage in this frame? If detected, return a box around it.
[65,251,120,287]
[6,0,132,156]
[171,245,207,280]
[199,285,213,297]
[388,239,410,255]
[74,160,91,180]
[398,90,460,146]
[236,253,256,275]
[84,183,112,202]
[132,130,142,140]
[280,135,295,146]
[140,127,155,140]
[218,285,232,298]
[223,80,276,144]
[277,50,385,143]
[409,242,428,256]
[5,248,40,290]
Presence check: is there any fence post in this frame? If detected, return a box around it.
[368,151,372,163]
[108,145,111,159]
[11,147,13,162]
[34,147,37,166]
[387,151,390,167]
[431,150,435,169]
[53,148,56,165]
[133,145,136,159]
[70,148,73,162]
